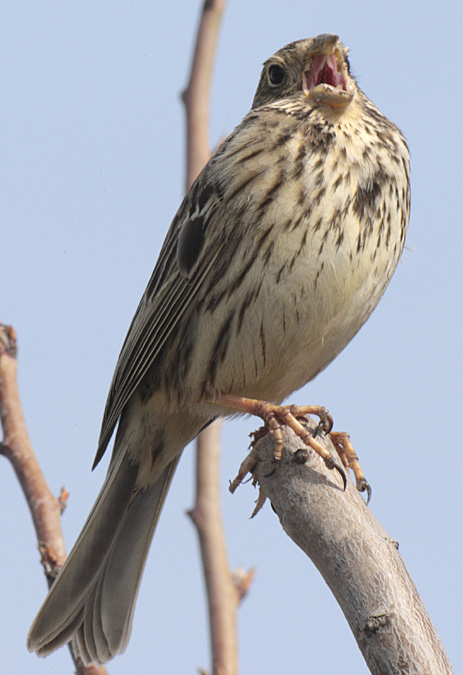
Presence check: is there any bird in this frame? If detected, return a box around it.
[27,33,410,665]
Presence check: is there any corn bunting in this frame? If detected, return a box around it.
[28,34,410,665]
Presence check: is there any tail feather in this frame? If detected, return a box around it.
[27,449,180,665]
[75,459,179,663]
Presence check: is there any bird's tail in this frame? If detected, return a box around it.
[27,446,180,665]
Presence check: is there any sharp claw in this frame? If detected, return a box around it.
[306,414,331,440]
[336,463,347,491]
[321,411,334,434]
[323,455,347,491]
[365,484,372,505]
[357,479,372,504]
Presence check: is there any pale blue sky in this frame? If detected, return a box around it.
[1,2,461,673]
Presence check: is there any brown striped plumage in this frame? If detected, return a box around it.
[28,34,410,665]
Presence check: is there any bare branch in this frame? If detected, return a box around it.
[182,2,251,674]
[0,324,66,570]
[0,323,108,675]
[183,0,228,185]
[188,424,240,675]
[238,421,454,675]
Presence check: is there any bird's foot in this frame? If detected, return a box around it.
[215,394,345,490]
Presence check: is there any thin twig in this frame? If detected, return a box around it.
[0,325,66,572]
[188,424,241,675]
[183,0,228,185]
[183,2,248,675]
[0,323,108,675]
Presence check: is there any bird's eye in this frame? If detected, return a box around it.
[268,64,286,86]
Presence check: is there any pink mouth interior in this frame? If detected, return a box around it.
[305,54,346,90]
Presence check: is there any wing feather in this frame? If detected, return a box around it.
[93,175,226,465]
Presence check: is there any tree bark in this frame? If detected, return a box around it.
[245,421,454,675]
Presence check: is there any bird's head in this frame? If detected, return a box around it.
[252,34,355,110]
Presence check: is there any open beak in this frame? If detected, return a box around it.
[303,41,354,108]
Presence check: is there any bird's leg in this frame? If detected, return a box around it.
[212,394,346,489]
[329,431,371,503]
